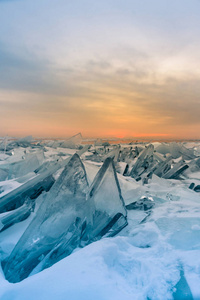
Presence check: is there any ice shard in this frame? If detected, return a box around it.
[60,133,82,149]
[80,157,127,244]
[104,147,120,162]
[126,196,155,211]
[1,136,35,151]
[2,153,89,283]
[2,155,127,283]
[35,158,128,272]
[129,144,154,178]
[0,150,44,180]
[153,156,173,178]
[173,268,193,300]
[0,145,90,213]
[0,168,8,181]
[0,200,33,232]
[118,146,139,164]
[162,160,189,179]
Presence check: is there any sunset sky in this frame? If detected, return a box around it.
[0,0,200,139]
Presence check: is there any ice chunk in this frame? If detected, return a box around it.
[189,183,195,190]
[117,147,138,164]
[0,200,33,232]
[1,135,34,151]
[38,157,128,272]
[0,146,90,213]
[17,135,33,143]
[36,158,128,272]
[126,196,155,211]
[162,161,189,179]
[0,150,45,180]
[2,154,89,283]
[155,143,170,155]
[0,168,8,181]
[153,156,173,177]
[129,144,154,178]
[81,157,127,243]
[156,142,196,160]
[60,133,82,149]
[0,171,54,213]
[194,185,200,192]
[104,147,120,162]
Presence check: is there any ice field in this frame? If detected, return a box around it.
[0,135,200,299]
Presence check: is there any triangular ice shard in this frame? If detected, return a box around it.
[2,154,89,283]
[81,158,127,244]
[60,133,82,149]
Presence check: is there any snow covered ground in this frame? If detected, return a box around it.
[0,139,200,299]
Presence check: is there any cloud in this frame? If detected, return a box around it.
[0,40,200,138]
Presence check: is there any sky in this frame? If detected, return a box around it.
[0,0,200,139]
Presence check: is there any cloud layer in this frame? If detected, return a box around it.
[0,0,200,138]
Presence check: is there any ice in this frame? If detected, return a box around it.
[194,185,200,192]
[0,169,8,181]
[173,268,193,300]
[2,153,89,283]
[0,150,45,180]
[129,144,154,178]
[2,155,127,282]
[104,146,120,161]
[156,142,196,160]
[81,157,127,243]
[126,196,155,211]
[0,145,90,212]
[162,160,189,179]
[0,200,33,232]
[0,136,34,152]
[60,133,82,148]
[0,140,200,298]
[0,168,54,213]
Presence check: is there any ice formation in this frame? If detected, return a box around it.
[2,155,127,283]
[0,139,200,299]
